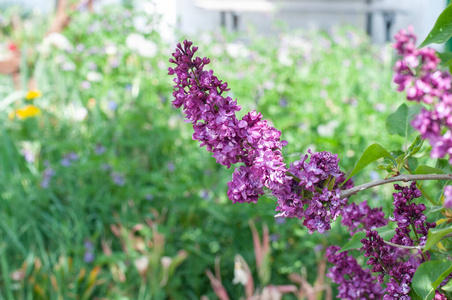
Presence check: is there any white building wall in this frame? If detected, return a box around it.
[3,0,448,47]
[170,0,447,47]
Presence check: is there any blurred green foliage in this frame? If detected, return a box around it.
[0,1,415,299]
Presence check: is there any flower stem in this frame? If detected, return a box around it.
[340,174,452,199]
[410,222,429,261]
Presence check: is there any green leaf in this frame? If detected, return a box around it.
[385,104,421,137]
[343,143,393,184]
[339,231,366,252]
[407,157,419,172]
[395,153,406,165]
[377,161,393,171]
[438,51,452,67]
[376,225,396,240]
[339,225,395,252]
[412,260,452,300]
[415,165,445,175]
[442,279,452,292]
[420,4,452,47]
[435,159,452,174]
[407,136,423,156]
[424,225,452,252]
[409,289,423,300]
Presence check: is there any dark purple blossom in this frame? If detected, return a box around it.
[276,150,348,233]
[341,200,388,234]
[390,182,435,247]
[361,230,415,299]
[357,183,441,299]
[227,165,265,204]
[326,245,384,299]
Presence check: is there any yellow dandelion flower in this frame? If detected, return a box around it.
[25,90,42,100]
[16,105,41,119]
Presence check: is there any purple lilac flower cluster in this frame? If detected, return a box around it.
[361,230,415,299]
[277,150,349,233]
[393,27,452,163]
[435,291,448,300]
[358,183,436,299]
[169,41,290,204]
[326,245,384,299]
[390,182,436,247]
[341,200,388,234]
[169,41,349,233]
[443,185,452,208]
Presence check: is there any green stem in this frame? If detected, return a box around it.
[410,222,429,262]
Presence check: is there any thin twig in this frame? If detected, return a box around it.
[383,240,424,250]
[340,174,452,199]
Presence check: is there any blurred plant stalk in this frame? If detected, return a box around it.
[204,220,331,299]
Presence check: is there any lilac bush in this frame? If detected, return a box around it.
[168,21,452,298]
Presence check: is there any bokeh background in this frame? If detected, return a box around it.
[0,0,448,299]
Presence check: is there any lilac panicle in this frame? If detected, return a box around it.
[435,291,447,300]
[390,182,435,247]
[360,183,436,299]
[341,200,388,234]
[361,230,415,299]
[168,40,242,169]
[326,245,384,299]
[276,150,349,234]
[169,40,290,205]
[443,185,452,208]
[393,27,452,164]
[169,41,349,233]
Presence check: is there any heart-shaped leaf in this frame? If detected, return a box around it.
[423,225,452,252]
[342,144,393,185]
[412,260,452,300]
[420,4,452,47]
[386,104,421,137]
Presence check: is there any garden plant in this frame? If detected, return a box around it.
[167,5,452,300]
[1,0,452,299]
